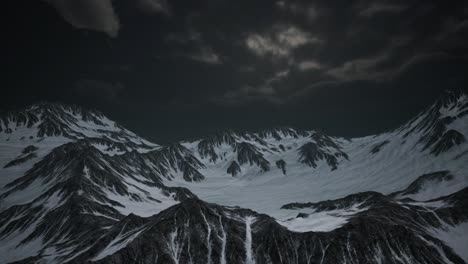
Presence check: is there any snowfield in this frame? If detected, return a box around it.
[0,92,467,263]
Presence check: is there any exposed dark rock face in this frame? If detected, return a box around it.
[22,145,38,154]
[275,159,286,175]
[278,188,468,264]
[195,128,309,173]
[431,129,466,155]
[257,127,310,140]
[416,116,455,151]
[0,103,102,139]
[4,139,201,198]
[389,171,454,198]
[281,191,389,210]
[193,127,356,174]
[227,161,241,177]
[370,140,390,153]
[70,199,258,264]
[298,143,347,171]
[9,167,463,264]
[0,190,124,263]
[146,143,206,182]
[3,152,37,168]
[89,137,154,153]
[298,132,349,170]
[3,145,39,168]
[60,188,468,264]
[258,128,283,141]
[279,144,285,151]
[0,138,200,263]
[197,130,238,162]
[400,90,468,156]
[1,92,467,263]
[0,102,154,148]
[2,140,146,200]
[235,142,270,172]
[0,111,39,132]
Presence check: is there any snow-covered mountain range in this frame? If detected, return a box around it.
[0,90,467,263]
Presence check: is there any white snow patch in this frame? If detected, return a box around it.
[164,113,468,221]
[92,227,146,261]
[395,177,465,202]
[277,203,367,232]
[218,215,227,264]
[103,182,179,217]
[168,228,183,264]
[245,216,255,264]
[200,211,212,264]
[429,222,468,262]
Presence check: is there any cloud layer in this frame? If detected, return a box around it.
[245,25,320,58]
[45,0,170,37]
[6,0,468,142]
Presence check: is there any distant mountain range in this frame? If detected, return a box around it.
[0,90,467,263]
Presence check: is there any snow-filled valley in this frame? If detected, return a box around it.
[0,91,467,263]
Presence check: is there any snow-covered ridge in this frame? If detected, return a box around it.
[163,91,467,221]
[0,90,467,263]
[0,102,157,149]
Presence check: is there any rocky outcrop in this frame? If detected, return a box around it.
[389,171,454,199]
[297,132,349,170]
[0,102,155,149]
[400,90,468,156]
[65,188,468,263]
[431,129,465,156]
[3,145,39,168]
[1,92,467,263]
[197,130,238,162]
[257,127,310,140]
[370,140,390,154]
[275,159,286,175]
[227,160,241,176]
[143,143,206,182]
[235,142,270,172]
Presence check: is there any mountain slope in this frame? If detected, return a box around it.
[0,91,467,263]
[55,187,468,263]
[166,90,468,220]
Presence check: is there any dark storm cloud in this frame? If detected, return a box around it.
[5,0,468,143]
[136,0,171,15]
[44,0,170,37]
[244,25,322,58]
[45,0,120,37]
[212,0,468,106]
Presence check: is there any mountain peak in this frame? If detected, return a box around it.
[0,101,156,150]
[436,89,467,109]
[1,91,468,263]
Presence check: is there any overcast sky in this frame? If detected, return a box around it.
[4,0,468,143]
